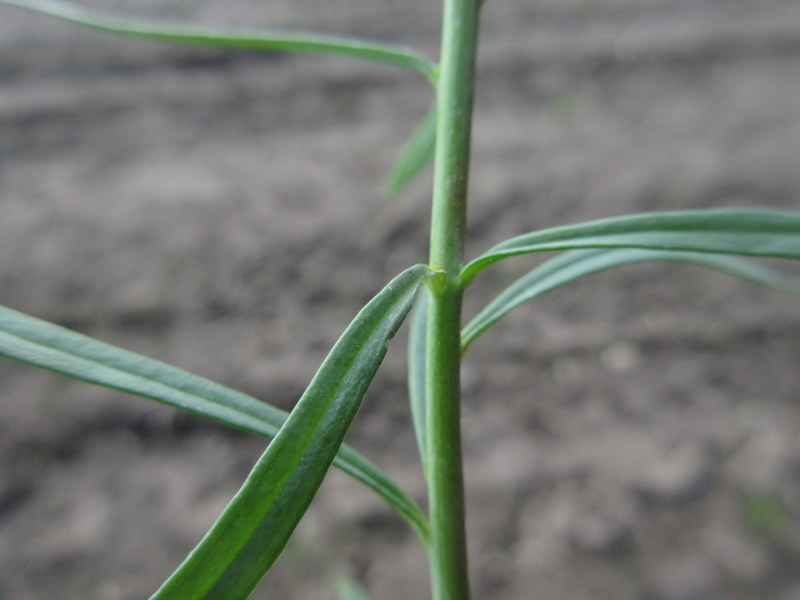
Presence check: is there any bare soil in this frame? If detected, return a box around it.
[1,1,800,599]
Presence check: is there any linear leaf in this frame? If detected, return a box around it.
[148,264,429,599]
[386,103,437,197]
[1,0,438,85]
[407,289,429,478]
[0,289,430,544]
[460,208,800,286]
[462,248,800,352]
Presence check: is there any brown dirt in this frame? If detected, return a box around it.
[1,1,800,599]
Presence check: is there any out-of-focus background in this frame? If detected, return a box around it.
[1,1,800,598]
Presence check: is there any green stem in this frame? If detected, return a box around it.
[426,0,480,598]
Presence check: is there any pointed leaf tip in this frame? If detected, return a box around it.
[386,104,437,197]
[149,265,429,599]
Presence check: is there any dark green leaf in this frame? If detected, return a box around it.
[386,103,437,197]
[462,248,800,352]
[460,208,800,286]
[0,284,430,546]
[1,0,437,85]
[148,264,429,599]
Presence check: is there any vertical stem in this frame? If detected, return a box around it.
[426,0,480,598]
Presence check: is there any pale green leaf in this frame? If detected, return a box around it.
[0,287,430,545]
[460,208,800,286]
[462,248,800,352]
[335,575,371,600]
[386,103,437,197]
[1,0,437,85]
[408,289,429,477]
[148,264,429,599]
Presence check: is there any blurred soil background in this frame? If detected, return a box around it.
[1,0,800,598]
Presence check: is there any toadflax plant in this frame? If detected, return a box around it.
[2,0,800,598]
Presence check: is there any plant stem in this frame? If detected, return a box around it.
[426,0,480,598]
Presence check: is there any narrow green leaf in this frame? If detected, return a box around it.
[408,289,429,478]
[0,291,430,545]
[148,264,429,599]
[335,575,371,600]
[386,103,437,197]
[462,248,800,352]
[460,208,800,286]
[334,444,429,543]
[1,0,438,86]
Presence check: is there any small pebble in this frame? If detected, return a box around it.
[600,341,640,373]
[635,441,716,503]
